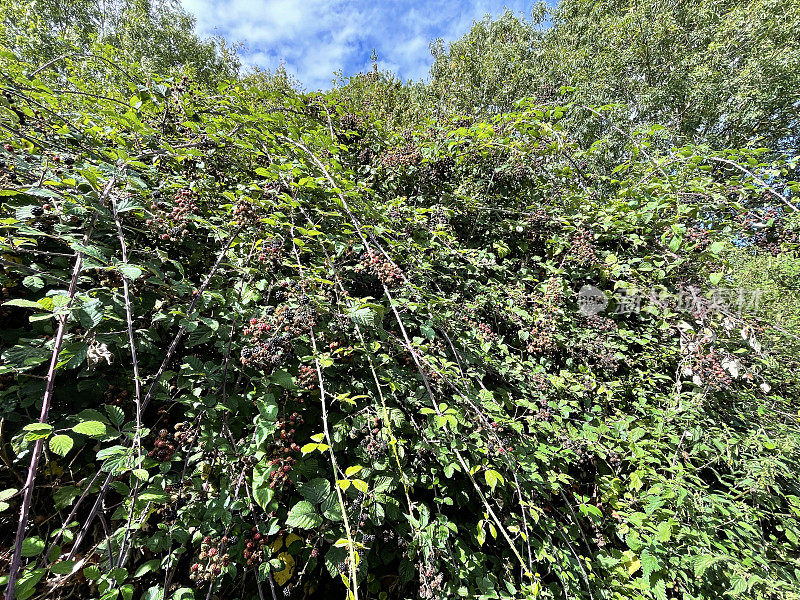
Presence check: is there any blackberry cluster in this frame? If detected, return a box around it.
[741,209,798,255]
[351,491,368,527]
[380,144,421,168]
[337,113,365,144]
[588,520,607,548]
[686,226,711,251]
[570,227,596,264]
[102,384,130,406]
[409,446,435,470]
[242,528,271,567]
[189,536,230,583]
[357,147,374,165]
[357,417,388,460]
[525,209,550,241]
[297,365,317,391]
[266,413,304,490]
[425,205,450,231]
[149,428,178,461]
[417,561,444,600]
[531,372,549,391]
[536,83,558,102]
[355,249,403,286]
[543,278,564,306]
[232,199,259,227]
[526,316,557,355]
[492,163,532,188]
[257,237,284,266]
[241,304,314,369]
[486,422,514,456]
[607,452,622,470]
[148,423,195,461]
[425,157,454,183]
[578,337,619,373]
[459,315,497,343]
[584,314,617,332]
[263,180,291,198]
[146,188,197,241]
[691,349,732,390]
[534,398,553,422]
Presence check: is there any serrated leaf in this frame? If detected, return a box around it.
[640,550,660,584]
[72,421,107,436]
[693,554,717,578]
[286,500,322,529]
[49,435,74,456]
[105,405,125,427]
[298,478,330,504]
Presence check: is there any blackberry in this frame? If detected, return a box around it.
[337,561,347,573]
[31,206,44,217]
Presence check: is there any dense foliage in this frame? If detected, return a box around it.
[1,2,800,600]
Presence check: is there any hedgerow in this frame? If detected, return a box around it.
[0,49,799,600]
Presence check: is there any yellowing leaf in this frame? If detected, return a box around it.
[273,552,295,586]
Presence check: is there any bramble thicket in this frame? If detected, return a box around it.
[0,1,799,600]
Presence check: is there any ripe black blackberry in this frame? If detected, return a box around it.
[31,206,44,217]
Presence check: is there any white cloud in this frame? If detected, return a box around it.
[180,0,534,89]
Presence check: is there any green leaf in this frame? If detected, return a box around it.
[708,272,723,285]
[484,469,504,491]
[693,555,717,578]
[640,550,660,584]
[21,536,45,557]
[655,521,672,543]
[72,421,107,437]
[134,559,161,578]
[49,435,74,456]
[50,561,77,575]
[252,461,275,511]
[298,478,331,504]
[105,405,125,427]
[3,299,44,309]
[117,264,143,280]
[285,500,322,529]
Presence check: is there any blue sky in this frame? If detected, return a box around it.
[180,1,539,90]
